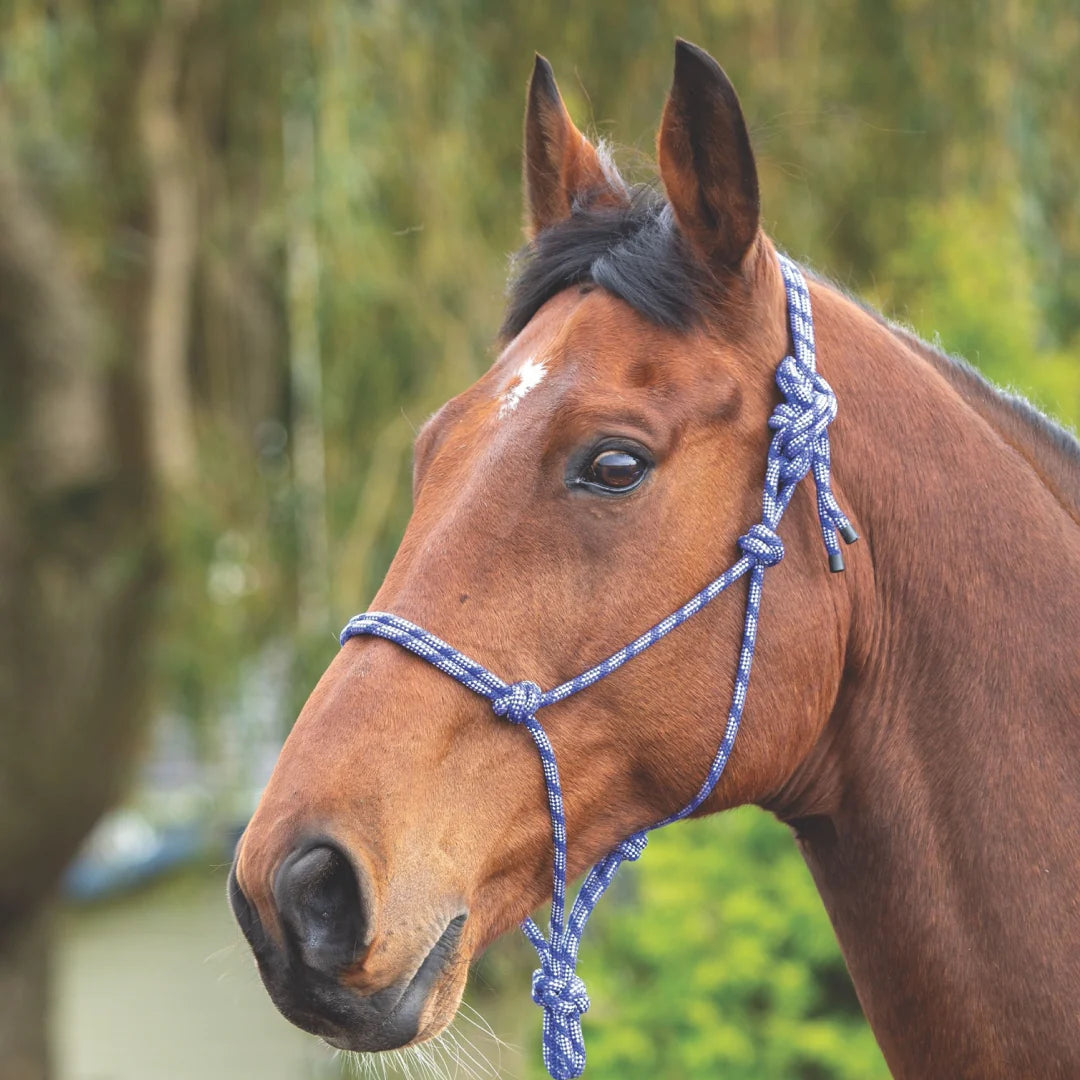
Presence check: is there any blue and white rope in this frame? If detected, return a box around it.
[339,253,856,1079]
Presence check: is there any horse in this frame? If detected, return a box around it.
[229,40,1080,1079]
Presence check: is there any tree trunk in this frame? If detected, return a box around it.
[137,0,200,490]
[0,912,51,1080]
[0,115,158,1079]
[282,15,331,635]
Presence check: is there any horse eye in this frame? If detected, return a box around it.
[581,449,648,493]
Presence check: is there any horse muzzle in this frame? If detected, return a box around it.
[228,838,466,1051]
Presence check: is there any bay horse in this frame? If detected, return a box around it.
[230,40,1080,1079]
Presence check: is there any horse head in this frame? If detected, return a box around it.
[229,41,853,1057]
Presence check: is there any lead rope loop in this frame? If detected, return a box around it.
[338,254,856,1079]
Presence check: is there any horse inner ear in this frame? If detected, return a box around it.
[523,53,628,236]
[657,39,761,272]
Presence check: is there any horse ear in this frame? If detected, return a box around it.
[523,54,627,236]
[657,40,760,271]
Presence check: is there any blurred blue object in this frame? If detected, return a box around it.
[63,811,204,902]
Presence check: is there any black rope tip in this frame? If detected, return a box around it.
[828,551,845,574]
[839,523,859,545]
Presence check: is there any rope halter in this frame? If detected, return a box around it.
[339,253,856,1078]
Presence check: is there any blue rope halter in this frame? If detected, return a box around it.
[339,253,856,1079]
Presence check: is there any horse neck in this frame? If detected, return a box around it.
[774,285,1080,1079]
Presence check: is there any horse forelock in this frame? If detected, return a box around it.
[502,184,717,339]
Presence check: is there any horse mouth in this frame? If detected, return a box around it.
[322,913,469,1052]
[229,857,468,1053]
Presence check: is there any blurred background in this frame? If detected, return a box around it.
[1,2,1077,1079]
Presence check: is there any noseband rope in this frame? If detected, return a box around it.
[339,253,856,1079]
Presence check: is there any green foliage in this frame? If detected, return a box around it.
[873,192,1080,424]
[554,811,889,1079]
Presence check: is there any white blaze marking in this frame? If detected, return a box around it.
[498,356,547,418]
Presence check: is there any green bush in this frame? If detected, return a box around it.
[567,809,889,1080]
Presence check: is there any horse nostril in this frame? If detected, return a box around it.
[273,843,369,975]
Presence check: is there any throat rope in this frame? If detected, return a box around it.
[339,253,856,1079]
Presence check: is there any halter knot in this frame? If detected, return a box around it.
[616,831,648,862]
[531,968,590,1018]
[492,680,543,724]
[530,965,590,1079]
[737,523,785,567]
[769,357,838,483]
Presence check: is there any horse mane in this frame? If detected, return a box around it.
[808,270,1080,518]
[887,323,1080,515]
[504,179,1080,517]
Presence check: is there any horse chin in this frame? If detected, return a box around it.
[398,955,471,1049]
[322,955,469,1054]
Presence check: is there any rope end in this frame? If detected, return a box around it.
[828,551,845,574]
[839,522,859,545]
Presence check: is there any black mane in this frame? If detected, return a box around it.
[501,186,709,338]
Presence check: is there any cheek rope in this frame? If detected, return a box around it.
[339,254,856,1079]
